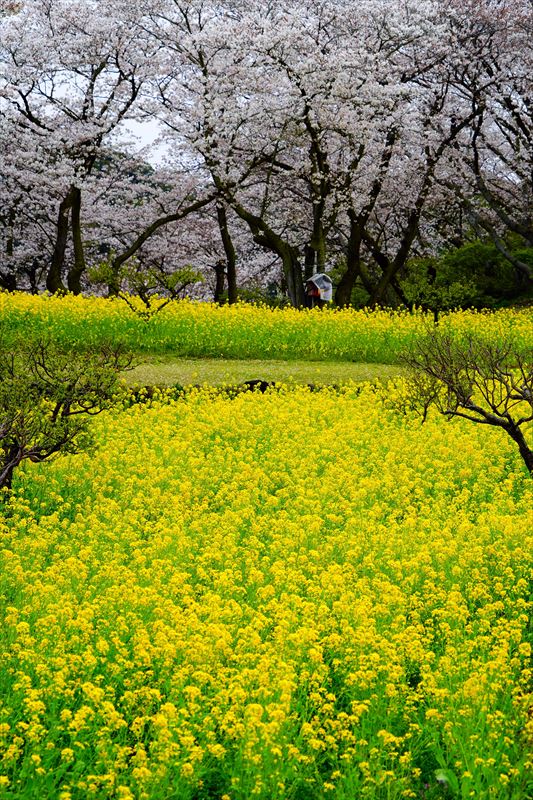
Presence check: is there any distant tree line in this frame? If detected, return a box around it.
[1,0,531,309]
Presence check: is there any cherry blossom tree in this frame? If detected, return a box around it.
[444,0,532,285]
[1,0,531,305]
[0,0,175,292]
[147,0,515,306]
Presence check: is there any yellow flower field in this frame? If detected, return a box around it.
[0,384,531,799]
[0,292,531,362]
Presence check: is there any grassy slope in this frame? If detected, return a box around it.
[126,356,406,387]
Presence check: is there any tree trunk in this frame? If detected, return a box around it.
[309,216,327,274]
[5,207,15,259]
[304,210,327,282]
[48,190,74,294]
[216,203,238,304]
[67,187,86,295]
[390,276,409,307]
[0,445,20,492]
[507,425,533,474]
[213,260,226,303]
[217,188,305,307]
[282,245,305,307]
[0,463,15,492]
[335,213,362,306]
[304,245,316,280]
[368,242,414,307]
[368,258,394,306]
[1,208,17,289]
[335,264,358,308]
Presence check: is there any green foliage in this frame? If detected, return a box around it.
[513,247,533,275]
[327,260,371,308]
[228,283,290,308]
[89,258,204,319]
[401,240,532,312]
[441,241,518,301]
[87,257,115,287]
[401,257,479,312]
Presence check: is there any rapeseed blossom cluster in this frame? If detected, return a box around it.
[0,292,531,361]
[0,384,531,799]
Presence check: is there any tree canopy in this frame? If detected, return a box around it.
[1,0,531,306]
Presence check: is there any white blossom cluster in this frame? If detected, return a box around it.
[0,0,531,304]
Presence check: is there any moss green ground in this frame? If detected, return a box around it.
[126,357,405,387]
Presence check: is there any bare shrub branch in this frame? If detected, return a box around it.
[400,331,533,475]
[0,337,133,492]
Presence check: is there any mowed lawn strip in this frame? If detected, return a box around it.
[125,357,406,387]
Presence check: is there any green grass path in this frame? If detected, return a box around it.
[126,357,406,387]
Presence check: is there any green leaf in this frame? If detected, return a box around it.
[435,768,459,793]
